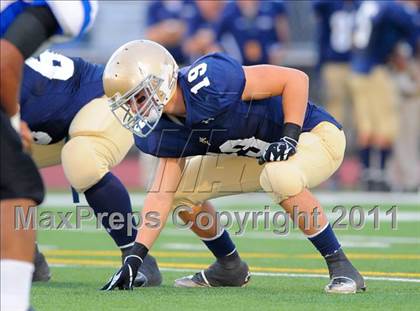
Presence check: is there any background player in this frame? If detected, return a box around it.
[0,1,97,310]
[312,0,358,130]
[21,49,162,286]
[100,40,365,294]
[145,0,192,65]
[351,0,419,191]
[389,43,420,192]
[216,0,289,65]
[182,0,225,62]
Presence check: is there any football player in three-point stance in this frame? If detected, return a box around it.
[20,50,162,287]
[1,2,97,310]
[100,40,366,294]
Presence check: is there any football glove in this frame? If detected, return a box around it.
[259,123,301,165]
[101,242,148,291]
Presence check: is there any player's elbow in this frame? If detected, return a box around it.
[288,68,309,92]
[295,69,309,87]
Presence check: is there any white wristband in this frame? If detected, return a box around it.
[10,112,21,133]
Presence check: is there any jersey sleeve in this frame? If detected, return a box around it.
[182,53,246,125]
[45,0,98,38]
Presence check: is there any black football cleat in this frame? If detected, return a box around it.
[174,258,250,287]
[137,254,162,287]
[32,244,51,282]
[324,249,366,294]
[122,249,162,287]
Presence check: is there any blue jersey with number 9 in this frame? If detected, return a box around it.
[20,50,104,144]
[135,53,341,158]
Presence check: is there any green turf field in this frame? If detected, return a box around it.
[32,193,420,311]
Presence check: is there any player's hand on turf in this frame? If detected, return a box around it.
[258,123,301,165]
[101,255,142,291]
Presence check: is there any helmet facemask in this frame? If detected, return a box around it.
[104,40,179,137]
[108,74,165,137]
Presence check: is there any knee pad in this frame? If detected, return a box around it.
[259,161,306,203]
[61,136,110,192]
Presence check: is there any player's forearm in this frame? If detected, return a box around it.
[281,69,308,127]
[136,157,184,248]
[135,192,174,249]
[0,39,23,116]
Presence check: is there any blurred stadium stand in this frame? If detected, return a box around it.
[49,2,316,63]
[47,1,322,108]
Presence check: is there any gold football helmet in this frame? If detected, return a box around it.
[103,40,178,137]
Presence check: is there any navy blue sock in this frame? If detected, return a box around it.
[308,224,341,257]
[359,146,371,169]
[202,230,237,259]
[379,148,391,171]
[84,172,137,248]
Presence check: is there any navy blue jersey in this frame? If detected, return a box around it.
[20,50,104,144]
[1,0,97,38]
[215,1,287,65]
[313,0,359,65]
[352,1,419,74]
[135,53,341,158]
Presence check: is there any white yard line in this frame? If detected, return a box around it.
[39,193,420,226]
[41,191,420,208]
[159,228,420,243]
[52,224,419,247]
[48,264,420,283]
[160,241,390,250]
[247,271,420,284]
